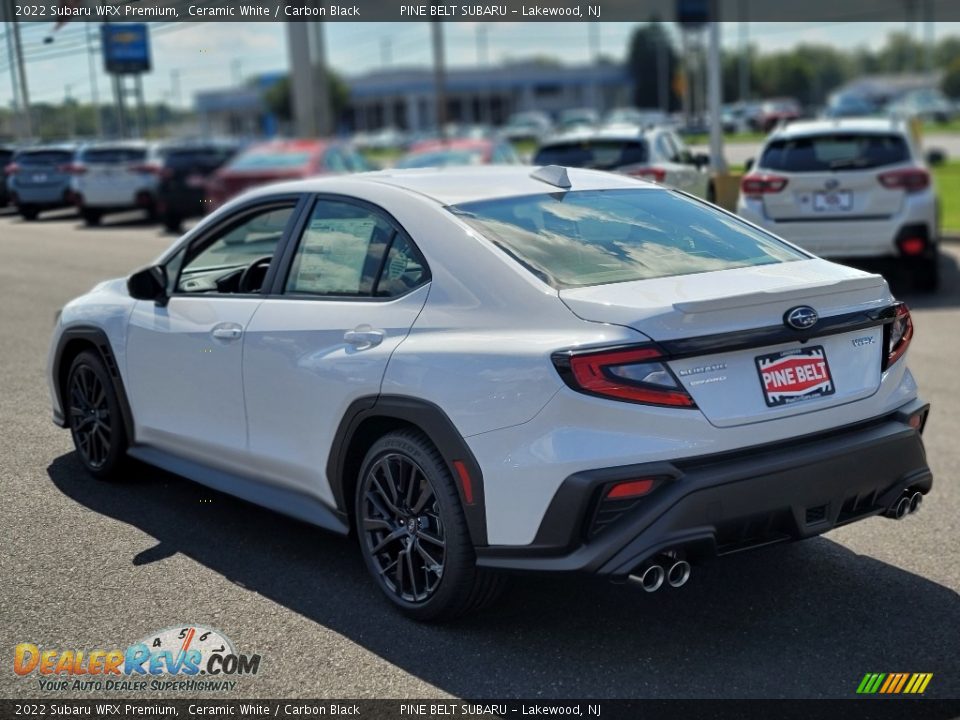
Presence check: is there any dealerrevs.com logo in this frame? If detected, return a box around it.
[14,625,262,693]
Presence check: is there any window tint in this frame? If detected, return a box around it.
[760,133,910,172]
[81,147,147,164]
[533,140,647,170]
[375,234,429,297]
[16,150,73,165]
[451,189,803,289]
[177,205,295,293]
[286,201,394,297]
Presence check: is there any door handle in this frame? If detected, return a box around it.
[211,324,243,341]
[344,326,385,349]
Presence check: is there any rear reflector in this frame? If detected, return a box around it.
[606,478,655,499]
[452,460,474,505]
[898,237,926,256]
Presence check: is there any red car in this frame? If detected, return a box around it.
[758,99,802,133]
[394,138,520,169]
[205,139,369,208]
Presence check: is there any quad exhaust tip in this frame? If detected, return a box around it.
[885,490,924,520]
[628,564,665,592]
[667,560,691,588]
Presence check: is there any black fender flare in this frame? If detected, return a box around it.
[327,395,488,547]
[53,326,136,443]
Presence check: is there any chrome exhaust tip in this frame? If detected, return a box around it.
[628,564,665,593]
[909,491,923,514]
[666,560,691,588]
[895,496,910,519]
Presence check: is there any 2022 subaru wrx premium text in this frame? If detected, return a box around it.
[47,166,932,620]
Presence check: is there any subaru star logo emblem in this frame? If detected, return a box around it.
[785,306,819,330]
[824,178,840,190]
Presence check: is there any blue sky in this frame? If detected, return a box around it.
[3,21,960,108]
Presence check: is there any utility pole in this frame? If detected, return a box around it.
[923,0,934,74]
[656,27,668,113]
[4,15,23,140]
[707,20,727,174]
[85,21,102,136]
[432,22,447,136]
[65,84,75,137]
[310,22,332,136]
[738,0,749,102]
[287,22,315,137]
[11,13,33,139]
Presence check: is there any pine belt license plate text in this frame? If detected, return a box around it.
[755,345,835,407]
[813,190,852,211]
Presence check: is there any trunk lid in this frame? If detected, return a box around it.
[761,166,907,222]
[559,259,892,427]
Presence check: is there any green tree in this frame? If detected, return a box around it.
[263,71,348,129]
[943,57,960,99]
[626,21,678,110]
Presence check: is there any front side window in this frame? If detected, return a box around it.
[451,189,805,289]
[177,205,296,294]
[286,199,429,298]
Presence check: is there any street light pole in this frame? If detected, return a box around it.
[707,20,727,174]
[10,11,33,139]
[432,22,447,137]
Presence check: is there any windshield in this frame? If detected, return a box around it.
[450,189,804,289]
[761,133,910,172]
[229,150,313,171]
[395,150,485,169]
[533,140,648,170]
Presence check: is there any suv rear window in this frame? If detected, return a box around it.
[81,147,147,164]
[533,140,648,170]
[451,189,804,289]
[16,150,73,165]
[760,133,910,172]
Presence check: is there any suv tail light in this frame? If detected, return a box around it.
[740,173,788,198]
[58,163,86,175]
[885,303,913,368]
[626,166,666,183]
[878,168,929,193]
[4,162,19,175]
[552,346,695,408]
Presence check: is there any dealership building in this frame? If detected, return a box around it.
[195,61,632,136]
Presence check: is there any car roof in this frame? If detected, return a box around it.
[538,125,655,147]
[240,165,657,207]
[408,138,493,154]
[769,117,905,140]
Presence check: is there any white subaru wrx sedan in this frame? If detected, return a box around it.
[48,166,931,620]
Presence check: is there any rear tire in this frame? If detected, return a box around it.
[82,208,102,227]
[20,205,39,221]
[66,351,129,480]
[912,250,940,293]
[162,215,183,234]
[355,429,504,621]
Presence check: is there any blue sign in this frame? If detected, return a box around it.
[101,24,151,75]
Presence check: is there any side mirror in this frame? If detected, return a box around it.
[693,152,710,169]
[127,265,168,305]
[926,148,946,167]
[744,157,755,172]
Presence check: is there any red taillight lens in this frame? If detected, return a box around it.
[899,237,927,256]
[58,163,86,175]
[129,163,168,177]
[740,173,788,198]
[887,303,913,368]
[554,346,696,407]
[606,478,656,499]
[627,166,666,183]
[878,168,929,193]
[5,162,19,175]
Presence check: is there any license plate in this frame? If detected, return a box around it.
[755,346,835,407]
[186,174,206,188]
[31,173,47,182]
[813,190,852,211]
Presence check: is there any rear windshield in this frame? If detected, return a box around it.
[161,148,234,168]
[229,151,312,171]
[16,150,73,165]
[760,133,910,172]
[395,150,485,169]
[533,140,648,170]
[450,189,804,289]
[80,147,147,164]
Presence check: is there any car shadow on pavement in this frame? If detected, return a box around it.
[843,248,960,310]
[47,452,960,699]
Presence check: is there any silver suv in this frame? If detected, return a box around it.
[737,118,939,291]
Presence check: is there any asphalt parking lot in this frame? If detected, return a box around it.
[1,207,958,700]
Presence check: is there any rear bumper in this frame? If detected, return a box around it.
[475,399,931,578]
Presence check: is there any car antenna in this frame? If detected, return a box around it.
[530,165,571,189]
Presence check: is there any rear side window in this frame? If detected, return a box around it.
[451,189,804,289]
[760,133,910,172]
[16,150,73,165]
[81,147,147,164]
[533,140,648,170]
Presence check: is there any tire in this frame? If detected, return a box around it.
[20,206,39,221]
[162,215,183,234]
[706,182,716,204]
[82,209,102,227]
[913,251,940,294]
[355,429,504,621]
[66,350,129,480]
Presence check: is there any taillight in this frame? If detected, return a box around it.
[129,163,169,177]
[553,345,696,408]
[740,173,788,198]
[4,162,19,175]
[58,163,86,175]
[878,168,929,193]
[627,166,666,183]
[886,303,913,368]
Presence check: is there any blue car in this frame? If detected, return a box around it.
[7,145,78,220]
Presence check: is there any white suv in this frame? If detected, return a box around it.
[71,141,161,226]
[48,166,931,620]
[737,119,939,291]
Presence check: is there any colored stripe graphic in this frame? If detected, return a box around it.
[857,673,932,694]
